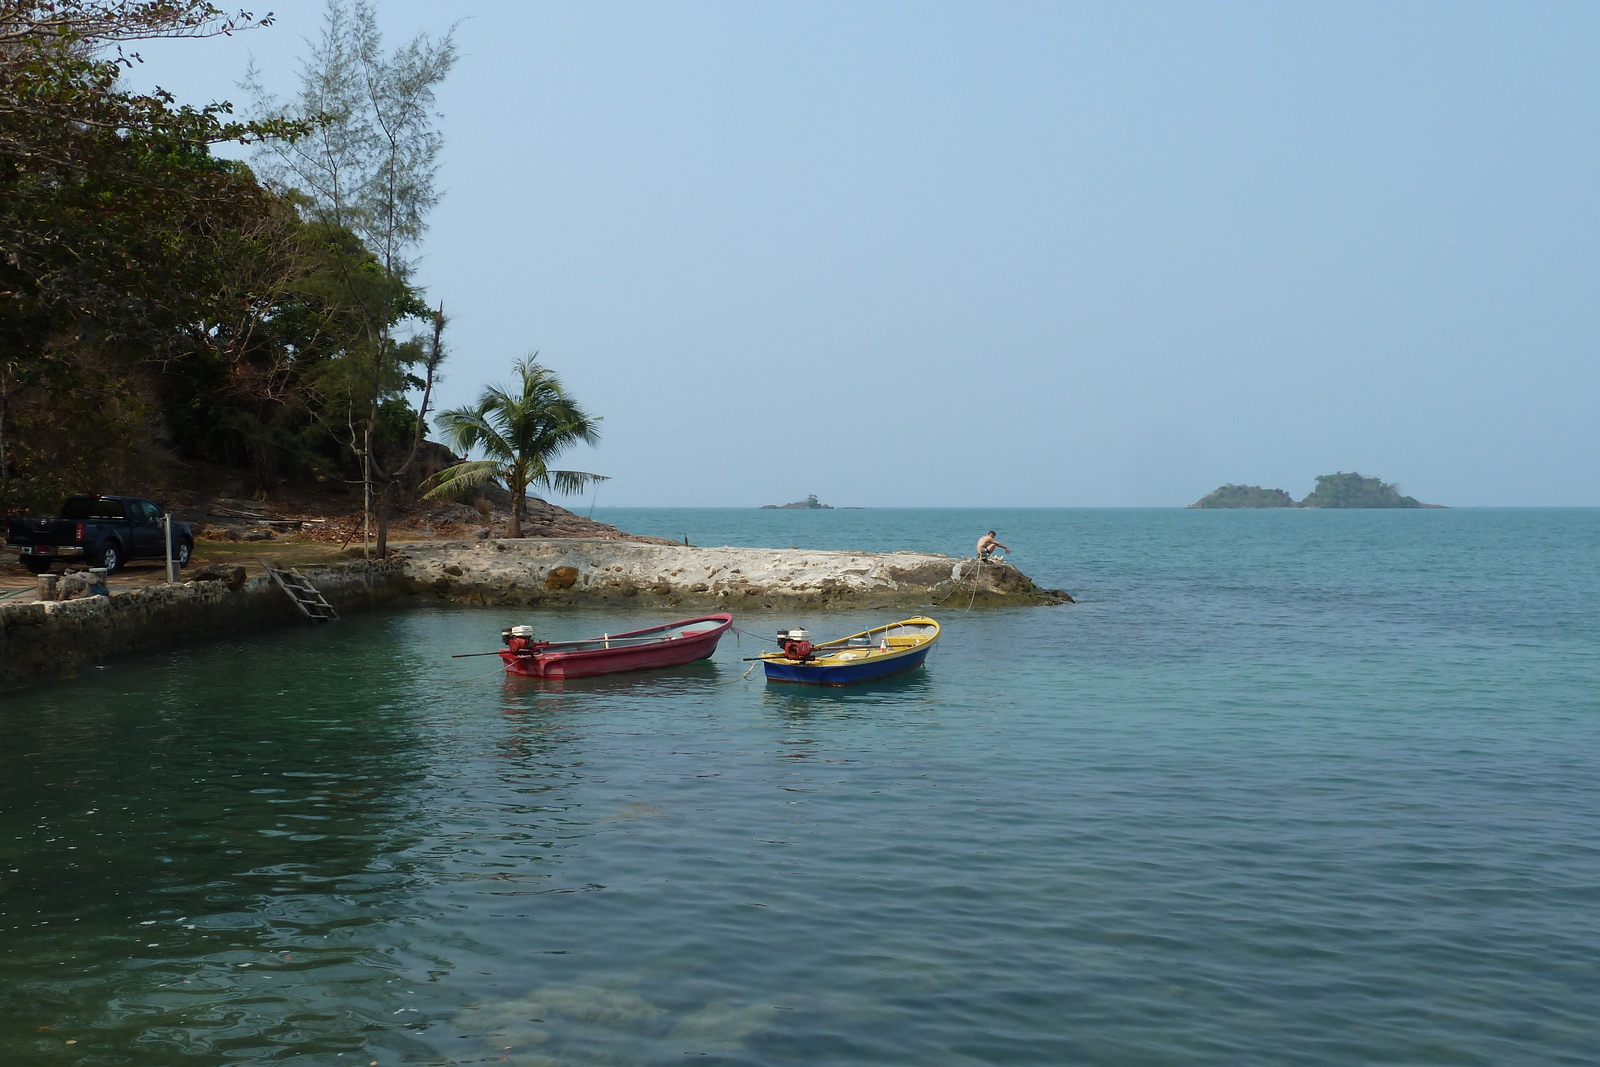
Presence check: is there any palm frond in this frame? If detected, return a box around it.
[433,403,510,460]
[534,469,610,496]
[447,356,604,502]
[419,459,502,500]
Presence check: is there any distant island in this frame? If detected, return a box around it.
[762,494,834,510]
[1190,472,1443,509]
[1191,485,1299,509]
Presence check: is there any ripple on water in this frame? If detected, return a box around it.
[3,510,1600,1065]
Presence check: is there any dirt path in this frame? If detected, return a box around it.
[0,539,356,602]
[2,476,674,603]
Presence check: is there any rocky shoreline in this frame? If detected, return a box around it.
[1,540,1071,688]
[395,539,1072,609]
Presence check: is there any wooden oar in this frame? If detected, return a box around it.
[532,634,687,648]
[742,647,901,662]
[455,631,701,657]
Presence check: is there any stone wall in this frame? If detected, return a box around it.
[0,559,407,689]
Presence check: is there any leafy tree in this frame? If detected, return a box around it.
[0,0,466,524]
[246,0,456,554]
[159,211,428,492]
[0,2,299,351]
[1300,472,1423,508]
[421,359,606,539]
[0,0,309,512]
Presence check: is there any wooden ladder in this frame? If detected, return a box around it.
[261,559,340,622]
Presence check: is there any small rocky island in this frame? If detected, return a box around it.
[1191,472,1442,509]
[1191,485,1298,509]
[761,494,833,510]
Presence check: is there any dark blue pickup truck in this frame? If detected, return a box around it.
[6,495,194,575]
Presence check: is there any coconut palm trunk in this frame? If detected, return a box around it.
[509,463,529,538]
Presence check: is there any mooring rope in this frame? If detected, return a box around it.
[941,553,1013,618]
[928,555,990,614]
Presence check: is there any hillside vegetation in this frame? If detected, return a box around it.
[0,1,456,557]
[1190,485,1299,509]
[1300,472,1424,508]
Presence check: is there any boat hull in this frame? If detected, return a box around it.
[762,643,933,686]
[761,616,940,686]
[500,614,732,679]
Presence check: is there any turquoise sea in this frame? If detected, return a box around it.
[2,508,1598,1065]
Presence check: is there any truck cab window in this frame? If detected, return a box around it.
[62,497,125,520]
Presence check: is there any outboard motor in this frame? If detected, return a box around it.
[776,627,815,661]
[503,624,538,655]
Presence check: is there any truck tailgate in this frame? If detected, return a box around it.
[6,519,81,547]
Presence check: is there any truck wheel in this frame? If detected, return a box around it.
[99,541,122,574]
[21,557,52,575]
[176,539,193,567]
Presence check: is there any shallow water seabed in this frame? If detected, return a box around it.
[2,508,1599,1066]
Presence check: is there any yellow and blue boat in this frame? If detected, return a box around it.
[759,617,941,686]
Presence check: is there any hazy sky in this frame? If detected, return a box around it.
[129,2,1599,506]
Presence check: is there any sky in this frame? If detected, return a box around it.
[127,1,1600,506]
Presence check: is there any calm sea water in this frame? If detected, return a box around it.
[3,508,1598,1066]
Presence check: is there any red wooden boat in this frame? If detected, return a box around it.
[497,613,733,679]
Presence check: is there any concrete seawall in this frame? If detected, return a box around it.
[1,540,1070,689]
[0,560,407,689]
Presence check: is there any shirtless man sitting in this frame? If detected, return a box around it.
[976,531,1009,561]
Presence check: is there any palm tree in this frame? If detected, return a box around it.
[421,357,606,538]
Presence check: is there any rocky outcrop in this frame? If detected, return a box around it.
[761,495,832,510]
[392,539,1072,608]
[2,541,1072,688]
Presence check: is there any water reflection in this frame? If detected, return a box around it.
[6,561,1587,1067]
[0,617,584,1064]
[0,605,955,1064]
[757,669,941,721]
[496,657,725,699]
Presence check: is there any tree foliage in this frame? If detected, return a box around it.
[0,0,449,521]
[1300,472,1423,509]
[422,359,606,539]
[0,1,302,342]
[1191,484,1299,508]
[246,0,454,278]
[1190,474,1431,509]
[245,0,456,552]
